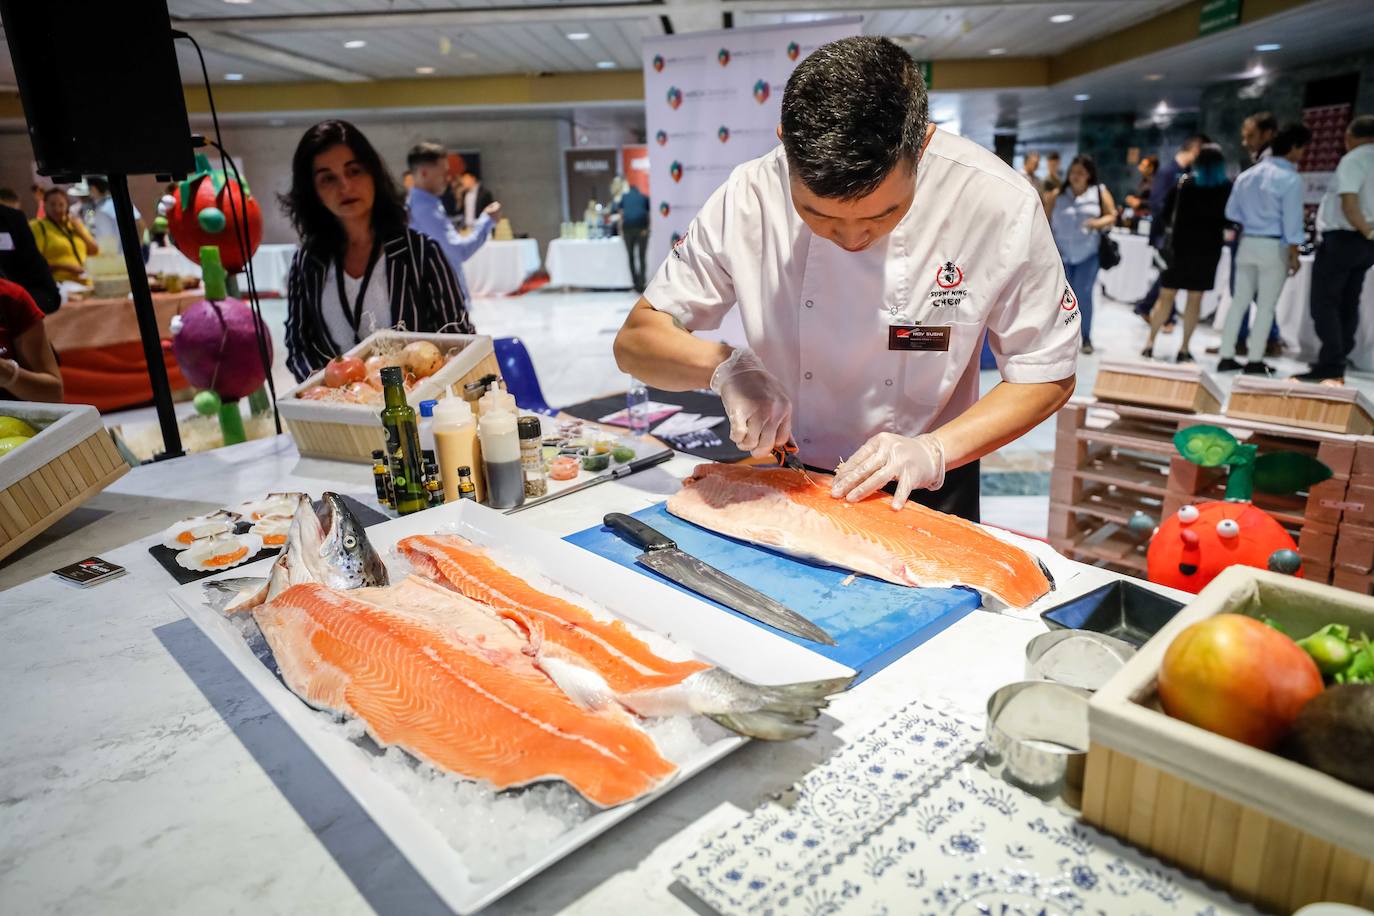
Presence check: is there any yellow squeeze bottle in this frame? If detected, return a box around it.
[432,398,484,503]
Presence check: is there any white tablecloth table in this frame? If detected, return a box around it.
[1096,230,1227,316]
[544,238,634,290]
[464,238,541,296]
[142,243,297,298]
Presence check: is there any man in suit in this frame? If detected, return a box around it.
[0,188,61,314]
[459,171,495,231]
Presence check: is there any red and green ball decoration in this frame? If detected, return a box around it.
[166,153,262,273]
[1144,426,1329,593]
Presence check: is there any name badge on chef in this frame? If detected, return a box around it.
[888,325,951,352]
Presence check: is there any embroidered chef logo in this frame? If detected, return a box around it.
[1060,284,1080,325]
[655,130,668,146]
[669,161,684,183]
[935,261,964,289]
[753,80,770,104]
[717,125,730,143]
[652,54,665,73]
[659,201,670,217]
[666,86,683,109]
[670,233,685,257]
[786,41,800,61]
[717,48,731,67]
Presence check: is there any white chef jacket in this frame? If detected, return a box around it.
[643,130,1079,467]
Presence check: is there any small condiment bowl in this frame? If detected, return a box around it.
[984,680,1091,808]
[1024,629,1137,691]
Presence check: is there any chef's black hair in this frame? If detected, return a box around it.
[280,119,408,255]
[781,36,928,201]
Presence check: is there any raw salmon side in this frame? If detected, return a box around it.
[253,578,677,807]
[666,465,1052,609]
[398,534,710,692]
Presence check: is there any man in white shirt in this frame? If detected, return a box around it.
[1299,114,1374,382]
[459,171,495,231]
[614,37,1078,521]
[84,176,143,255]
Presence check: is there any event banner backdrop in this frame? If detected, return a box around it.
[641,19,861,271]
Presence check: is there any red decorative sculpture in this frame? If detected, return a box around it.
[165,153,262,273]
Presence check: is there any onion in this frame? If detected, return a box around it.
[402,340,444,378]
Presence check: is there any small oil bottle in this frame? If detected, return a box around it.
[422,449,443,508]
[371,449,393,509]
[457,465,478,501]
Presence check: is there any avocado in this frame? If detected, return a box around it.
[1288,684,1374,791]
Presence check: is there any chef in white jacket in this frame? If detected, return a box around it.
[615,37,1078,522]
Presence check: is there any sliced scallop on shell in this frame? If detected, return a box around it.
[176,533,264,572]
[234,492,307,522]
[161,510,241,551]
[249,515,292,548]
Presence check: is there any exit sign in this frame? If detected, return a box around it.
[917,60,933,89]
[1199,0,1242,36]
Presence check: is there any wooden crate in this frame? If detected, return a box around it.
[1093,360,1223,414]
[1084,567,1374,914]
[1227,377,1374,435]
[0,403,128,562]
[278,331,499,463]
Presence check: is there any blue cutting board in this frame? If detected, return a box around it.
[564,502,980,683]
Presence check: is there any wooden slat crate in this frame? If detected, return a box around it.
[0,404,128,562]
[1227,376,1374,435]
[1093,359,1223,414]
[278,331,500,463]
[1085,567,1374,914]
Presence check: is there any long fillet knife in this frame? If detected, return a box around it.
[604,512,837,646]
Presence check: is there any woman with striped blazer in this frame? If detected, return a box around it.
[280,120,474,382]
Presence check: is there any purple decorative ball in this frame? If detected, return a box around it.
[172,296,272,400]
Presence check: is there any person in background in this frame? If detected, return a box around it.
[0,277,63,402]
[1125,155,1159,218]
[406,141,502,307]
[1041,151,1063,195]
[1021,150,1041,189]
[31,185,45,220]
[615,180,651,291]
[84,176,144,255]
[280,120,472,382]
[0,189,60,315]
[1141,144,1232,363]
[1297,114,1374,382]
[1133,137,1206,323]
[1217,123,1311,375]
[0,188,19,209]
[1046,154,1118,355]
[1242,111,1279,166]
[30,187,99,286]
[459,170,495,231]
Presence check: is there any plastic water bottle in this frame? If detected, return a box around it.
[626,379,650,436]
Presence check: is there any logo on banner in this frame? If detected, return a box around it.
[659,202,671,217]
[935,261,964,289]
[670,161,684,183]
[666,86,683,109]
[787,41,801,61]
[717,125,731,143]
[717,48,731,67]
[652,54,665,72]
[655,130,668,146]
[753,80,771,103]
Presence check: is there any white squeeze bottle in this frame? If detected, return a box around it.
[479,407,526,510]
[432,398,484,504]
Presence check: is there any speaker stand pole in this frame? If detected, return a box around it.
[109,173,184,460]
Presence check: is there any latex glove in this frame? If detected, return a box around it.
[710,347,792,457]
[830,432,946,510]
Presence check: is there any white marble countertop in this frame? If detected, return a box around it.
[0,435,1130,915]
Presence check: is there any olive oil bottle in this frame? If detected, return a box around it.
[379,366,429,515]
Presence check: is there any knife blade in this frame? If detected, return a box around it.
[603,512,836,646]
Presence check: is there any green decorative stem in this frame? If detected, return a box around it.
[248,386,270,416]
[1225,444,1258,501]
[218,399,247,446]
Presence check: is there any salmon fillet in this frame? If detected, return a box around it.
[666,464,1052,609]
[253,576,677,807]
[398,534,710,693]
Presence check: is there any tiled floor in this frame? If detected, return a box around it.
[105,285,1374,539]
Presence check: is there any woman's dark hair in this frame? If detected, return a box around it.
[1067,154,1099,188]
[781,36,929,201]
[1191,143,1229,188]
[1141,154,1160,173]
[280,119,407,253]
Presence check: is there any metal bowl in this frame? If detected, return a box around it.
[1024,629,1137,691]
[984,680,1091,807]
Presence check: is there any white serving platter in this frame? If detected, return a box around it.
[169,499,853,914]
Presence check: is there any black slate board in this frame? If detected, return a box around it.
[149,494,387,585]
[560,387,747,464]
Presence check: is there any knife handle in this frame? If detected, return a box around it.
[604,513,677,552]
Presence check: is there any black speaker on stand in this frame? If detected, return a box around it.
[1,0,196,460]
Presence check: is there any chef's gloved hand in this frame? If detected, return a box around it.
[710,347,793,457]
[830,432,946,510]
